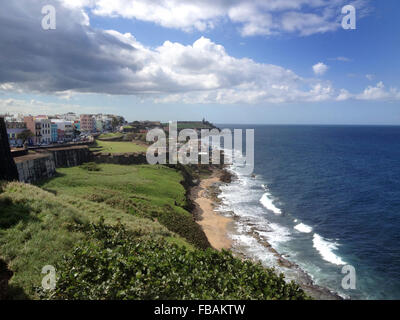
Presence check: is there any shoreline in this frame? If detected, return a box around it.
[192,166,342,300]
[191,168,233,251]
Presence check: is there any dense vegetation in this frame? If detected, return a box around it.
[42,220,308,300]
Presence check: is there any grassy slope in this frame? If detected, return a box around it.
[97,132,124,139]
[90,140,147,154]
[39,164,210,249]
[0,164,200,299]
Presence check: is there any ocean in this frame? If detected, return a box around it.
[216,125,400,300]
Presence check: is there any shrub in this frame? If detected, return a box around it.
[80,162,101,172]
[41,221,309,300]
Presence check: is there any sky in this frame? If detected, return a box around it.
[0,0,399,124]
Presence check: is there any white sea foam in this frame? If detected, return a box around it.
[312,233,346,265]
[259,193,282,215]
[294,223,313,233]
[258,222,291,246]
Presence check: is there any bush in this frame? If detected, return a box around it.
[41,221,309,300]
[80,162,101,172]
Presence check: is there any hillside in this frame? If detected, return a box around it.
[0,163,309,300]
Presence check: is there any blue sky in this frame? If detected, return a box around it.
[0,0,399,124]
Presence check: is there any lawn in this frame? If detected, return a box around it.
[97,132,123,139]
[90,139,147,153]
[38,164,210,250]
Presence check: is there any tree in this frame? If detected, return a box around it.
[111,117,119,131]
[17,129,33,143]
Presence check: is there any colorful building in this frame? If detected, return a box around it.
[80,114,95,132]
[51,123,58,143]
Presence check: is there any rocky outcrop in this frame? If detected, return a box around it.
[0,118,19,181]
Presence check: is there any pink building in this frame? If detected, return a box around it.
[80,114,95,132]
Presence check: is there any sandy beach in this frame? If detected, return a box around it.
[192,169,232,251]
[192,168,341,300]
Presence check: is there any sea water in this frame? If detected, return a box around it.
[216,125,400,299]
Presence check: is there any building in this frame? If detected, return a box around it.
[58,113,79,122]
[51,123,58,143]
[24,116,40,145]
[73,120,80,131]
[52,119,74,142]
[37,118,51,144]
[23,116,51,145]
[5,121,28,146]
[80,114,95,132]
[57,129,65,142]
[95,119,103,132]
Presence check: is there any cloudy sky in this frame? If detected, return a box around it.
[0,0,399,124]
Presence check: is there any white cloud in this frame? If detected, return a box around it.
[58,0,372,37]
[366,74,374,81]
[313,62,329,76]
[329,56,352,62]
[1,1,398,107]
[0,97,109,115]
[336,89,352,101]
[357,82,400,101]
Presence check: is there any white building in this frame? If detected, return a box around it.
[37,119,52,144]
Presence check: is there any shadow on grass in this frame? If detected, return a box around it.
[0,197,40,229]
[35,171,67,188]
[6,284,30,300]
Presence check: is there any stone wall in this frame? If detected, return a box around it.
[93,152,147,165]
[14,153,56,183]
[14,146,92,183]
[37,145,92,167]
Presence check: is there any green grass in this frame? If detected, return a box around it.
[39,164,210,249]
[98,132,123,139]
[90,140,147,154]
[0,181,173,299]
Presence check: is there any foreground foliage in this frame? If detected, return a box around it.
[0,181,172,298]
[43,220,309,300]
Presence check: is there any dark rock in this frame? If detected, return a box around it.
[0,118,19,181]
